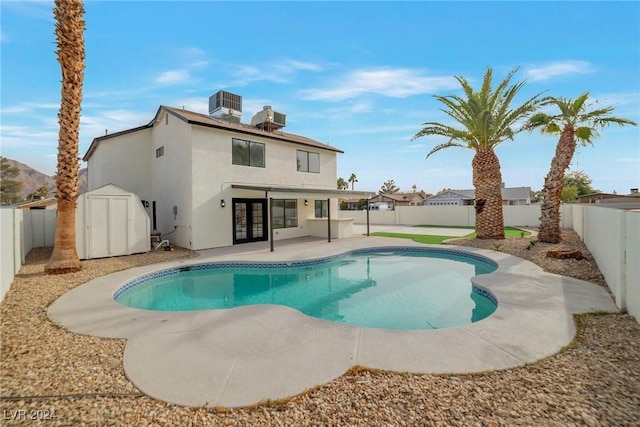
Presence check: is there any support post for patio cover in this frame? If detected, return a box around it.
[327,198,331,243]
[269,197,274,252]
[366,199,370,236]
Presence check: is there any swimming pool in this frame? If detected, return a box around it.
[115,247,498,330]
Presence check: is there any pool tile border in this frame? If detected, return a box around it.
[113,246,498,303]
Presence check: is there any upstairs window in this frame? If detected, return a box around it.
[232,138,265,167]
[297,150,319,173]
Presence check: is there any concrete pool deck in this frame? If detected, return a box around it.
[47,234,617,408]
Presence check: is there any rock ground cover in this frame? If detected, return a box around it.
[1,230,639,426]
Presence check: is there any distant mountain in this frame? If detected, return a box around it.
[3,158,88,201]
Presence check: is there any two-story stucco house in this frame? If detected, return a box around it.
[83,91,371,251]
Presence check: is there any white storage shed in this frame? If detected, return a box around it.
[76,184,150,259]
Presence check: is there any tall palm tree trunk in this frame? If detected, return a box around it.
[45,0,85,274]
[472,148,505,239]
[538,125,576,244]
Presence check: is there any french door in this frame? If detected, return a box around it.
[233,199,268,244]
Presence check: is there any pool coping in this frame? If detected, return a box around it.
[47,236,618,408]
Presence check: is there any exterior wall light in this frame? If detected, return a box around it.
[221,199,226,208]
[304,199,309,206]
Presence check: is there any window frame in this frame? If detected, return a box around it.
[296,149,320,173]
[232,138,265,168]
[272,199,298,229]
[314,200,328,218]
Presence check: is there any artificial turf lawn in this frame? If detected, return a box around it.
[370,226,531,244]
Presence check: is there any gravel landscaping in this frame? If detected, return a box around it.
[1,229,639,426]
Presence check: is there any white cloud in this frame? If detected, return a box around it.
[336,123,421,136]
[274,59,322,73]
[524,61,594,82]
[0,125,59,148]
[174,98,208,114]
[350,101,373,113]
[80,109,152,140]
[613,157,640,164]
[301,68,458,101]
[155,69,191,85]
[230,58,323,86]
[1,101,59,114]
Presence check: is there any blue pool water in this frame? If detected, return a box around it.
[115,247,498,330]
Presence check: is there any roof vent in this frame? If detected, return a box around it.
[209,90,242,123]
[251,105,286,132]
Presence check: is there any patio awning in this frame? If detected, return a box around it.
[231,184,374,251]
[231,184,374,199]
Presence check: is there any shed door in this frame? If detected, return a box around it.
[87,196,130,258]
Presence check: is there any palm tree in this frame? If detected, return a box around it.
[412,67,542,239]
[337,177,349,190]
[348,173,358,191]
[45,0,85,274]
[527,92,637,243]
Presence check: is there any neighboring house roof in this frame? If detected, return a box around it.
[84,105,343,161]
[16,197,57,209]
[500,187,531,200]
[425,187,531,201]
[577,192,619,200]
[376,192,425,202]
[578,192,640,203]
[426,190,475,201]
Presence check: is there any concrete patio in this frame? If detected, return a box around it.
[47,234,617,408]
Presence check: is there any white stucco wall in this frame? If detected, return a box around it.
[189,125,340,250]
[87,128,153,199]
[151,113,193,249]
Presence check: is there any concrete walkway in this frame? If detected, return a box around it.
[48,235,617,408]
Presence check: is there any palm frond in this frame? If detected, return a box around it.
[426,141,467,159]
[570,92,590,114]
[575,126,596,145]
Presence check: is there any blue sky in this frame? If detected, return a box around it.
[2,1,639,195]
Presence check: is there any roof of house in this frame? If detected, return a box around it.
[426,190,475,201]
[84,105,344,161]
[577,192,623,199]
[426,187,531,201]
[16,197,57,209]
[376,192,426,202]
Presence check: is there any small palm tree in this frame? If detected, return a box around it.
[337,177,349,190]
[527,92,637,243]
[413,67,542,238]
[348,173,358,191]
[45,0,85,274]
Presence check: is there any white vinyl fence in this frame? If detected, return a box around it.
[569,205,639,321]
[1,209,56,301]
[2,205,638,322]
